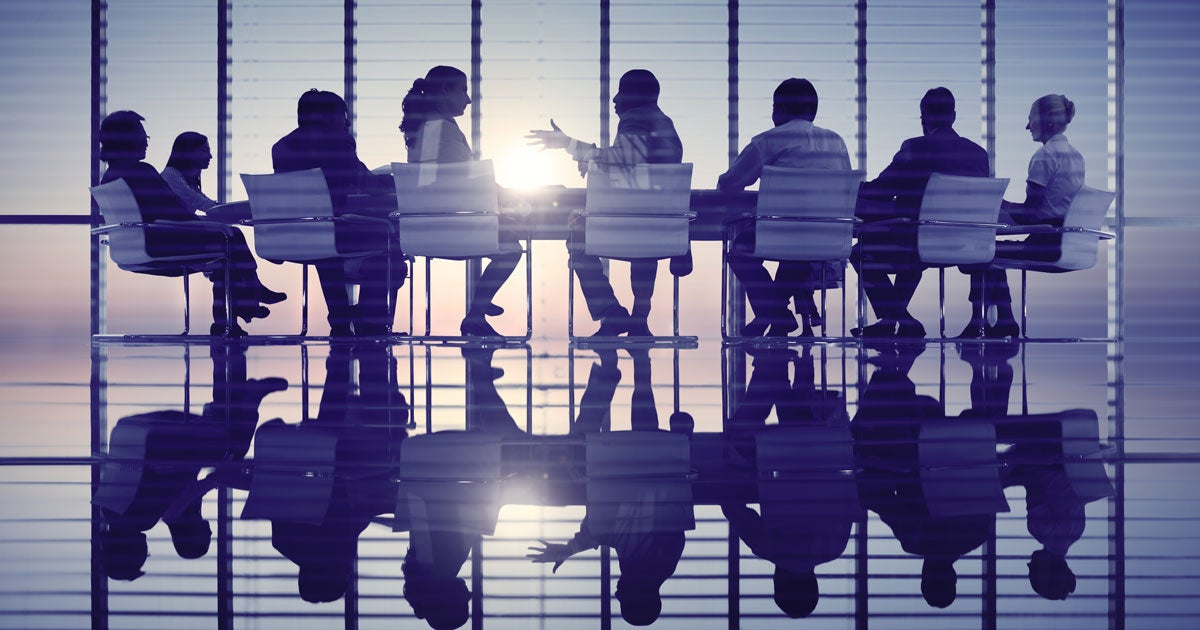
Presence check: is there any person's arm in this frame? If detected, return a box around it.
[1000,181,1049,224]
[526,518,600,572]
[161,167,218,212]
[716,143,764,192]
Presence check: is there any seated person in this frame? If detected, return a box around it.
[717,78,852,337]
[959,94,1084,339]
[528,69,686,337]
[161,132,219,213]
[98,111,282,336]
[272,89,405,337]
[400,65,523,337]
[852,87,989,339]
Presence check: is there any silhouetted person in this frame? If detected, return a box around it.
[261,344,407,603]
[272,89,405,336]
[161,132,217,212]
[400,66,524,337]
[99,111,282,336]
[852,343,996,608]
[528,69,686,337]
[852,87,990,339]
[94,344,286,580]
[718,78,852,337]
[960,94,1085,338]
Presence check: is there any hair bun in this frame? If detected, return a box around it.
[412,78,427,93]
[1061,96,1075,123]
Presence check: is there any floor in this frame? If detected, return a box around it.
[0,334,1197,629]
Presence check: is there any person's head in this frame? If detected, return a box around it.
[615,573,664,626]
[773,566,820,618]
[921,557,958,608]
[613,69,660,116]
[99,526,148,581]
[98,110,149,163]
[298,562,351,603]
[920,87,957,134]
[167,514,212,560]
[772,78,819,126]
[297,89,350,130]
[1027,94,1075,142]
[399,66,471,147]
[165,131,212,182]
[1028,548,1077,600]
[402,549,471,629]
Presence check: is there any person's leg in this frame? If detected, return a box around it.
[568,216,629,334]
[984,267,1017,335]
[850,248,899,336]
[314,260,354,336]
[355,252,408,335]
[891,268,926,338]
[462,247,522,336]
[627,259,658,336]
[777,261,819,335]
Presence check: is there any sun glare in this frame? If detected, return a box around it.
[493,143,558,189]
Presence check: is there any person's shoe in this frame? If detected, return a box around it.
[258,287,287,305]
[592,307,631,338]
[460,317,500,337]
[210,323,247,338]
[766,312,799,338]
[740,317,771,338]
[986,320,1020,339]
[329,324,354,338]
[236,305,270,323]
[852,320,896,338]
[895,319,926,339]
[954,321,988,340]
[355,323,390,337]
[625,318,653,338]
[484,303,504,317]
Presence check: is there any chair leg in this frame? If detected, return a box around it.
[819,264,827,335]
[1020,269,1028,339]
[525,239,534,339]
[181,273,191,335]
[673,274,680,337]
[841,259,848,338]
[299,263,309,337]
[424,258,432,337]
[568,258,576,339]
[938,267,946,338]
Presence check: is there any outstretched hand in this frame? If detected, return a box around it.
[526,119,570,150]
[526,539,573,573]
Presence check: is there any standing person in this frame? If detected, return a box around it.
[272,89,405,337]
[960,94,1084,338]
[528,69,685,338]
[400,65,524,337]
[852,87,990,339]
[717,78,852,337]
[98,111,280,336]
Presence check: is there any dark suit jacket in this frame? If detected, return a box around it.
[101,161,217,258]
[271,125,371,211]
[858,127,990,221]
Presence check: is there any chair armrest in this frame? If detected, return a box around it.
[997,224,1115,240]
[723,213,756,227]
[858,217,913,229]
[755,215,861,225]
[913,219,1007,229]
[390,210,498,218]
[341,213,396,233]
[93,220,237,237]
[574,210,698,220]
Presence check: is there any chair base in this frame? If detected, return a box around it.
[573,335,699,350]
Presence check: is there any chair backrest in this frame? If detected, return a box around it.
[241,168,340,262]
[391,160,501,258]
[1056,185,1115,270]
[583,162,694,259]
[918,419,1010,518]
[916,173,1010,265]
[90,178,154,266]
[752,167,865,261]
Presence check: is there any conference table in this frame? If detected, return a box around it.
[206,186,757,241]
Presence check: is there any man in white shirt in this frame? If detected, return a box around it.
[718,78,851,337]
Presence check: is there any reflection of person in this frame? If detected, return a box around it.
[528,349,690,626]
[852,87,990,339]
[718,78,852,337]
[960,94,1084,339]
[265,344,406,603]
[161,132,218,212]
[528,69,685,337]
[95,344,286,580]
[400,66,524,337]
[99,111,282,336]
[272,89,405,336]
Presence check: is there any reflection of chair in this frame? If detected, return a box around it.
[859,173,1009,337]
[391,160,531,340]
[569,162,695,341]
[90,179,234,336]
[721,167,864,339]
[241,168,398,337]
[992,185,1115,340]
[917,420,1009,518]
[241,420,340,525]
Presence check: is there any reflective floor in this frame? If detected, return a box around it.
[1,336,1198,629]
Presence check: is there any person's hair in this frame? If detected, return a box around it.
[921,557,958,608]
[920,87,957,128]
[402,547,471,629]
[165,132,210,188]
[167,516,212,560]
[774,78,819,121]
[773,567,820,618]
[400,65,468,149]
[99,527,148,581]
[98,110,147,163]
[617,69,661,105]
[615,574,664,626]
[1033,94,1076,135]
[1028,549,1077,600]
[298,563,350,604]
[297,89,348,128]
